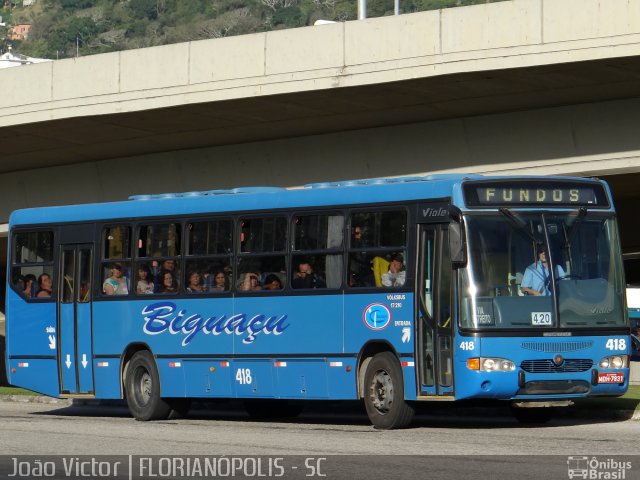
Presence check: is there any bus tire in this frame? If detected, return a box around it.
[125,351,171,421]
[363,352,414,429]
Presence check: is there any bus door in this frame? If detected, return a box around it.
[417,206,454,397]
[58,244,94,394]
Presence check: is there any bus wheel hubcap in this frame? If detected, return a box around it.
[138,371,152,405]
[370,370,393,413]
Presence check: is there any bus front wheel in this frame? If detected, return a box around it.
[363,352,414,429]
[125,351,171,421]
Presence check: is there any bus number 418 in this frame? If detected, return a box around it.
[236,368,253,385]
[605,338,626,351]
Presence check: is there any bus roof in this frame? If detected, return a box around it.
[9,174,611,226]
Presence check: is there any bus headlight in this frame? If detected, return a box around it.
[467,357,515,372]
[598,355,628,369]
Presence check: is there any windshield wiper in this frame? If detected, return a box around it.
[562,208,588,250]
[498,208,538,244]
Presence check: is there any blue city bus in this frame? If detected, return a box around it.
[4,175,630,428]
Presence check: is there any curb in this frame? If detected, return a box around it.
[0,394,70,405]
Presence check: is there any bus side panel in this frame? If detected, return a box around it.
[93,360,122,398]
[7,359,59,397]
[326,357,358,399]
[156,358,186,397]
[232,295,344,355]
[6,291,58,357]
[401,360,418,401]
[232,295,343,399]
[274,360,328,399]
[5,289,60,396]
[182,359,233,397]
[232,359,273,398]
[92,297,235,356]
[344,293,414,353]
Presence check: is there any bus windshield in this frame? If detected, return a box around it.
[459,211,626,330]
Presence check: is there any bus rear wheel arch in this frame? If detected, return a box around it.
[363,351,414,429]
[124,350,171,421]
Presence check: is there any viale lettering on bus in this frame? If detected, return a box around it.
[422,207,448,217]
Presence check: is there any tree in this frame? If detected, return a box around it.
[272,5,303,27]
[59,0,96,8]
[129,0,159,20]
[260,0,297,12]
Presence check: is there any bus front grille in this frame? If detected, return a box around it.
[521,359,593,373]
[521,341,594,353]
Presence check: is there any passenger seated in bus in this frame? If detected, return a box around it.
[36,273,53,298]
[521,245,565,296]
[292,262,326,289]
[349,226,375,287]
[22,274,37,298]
[186,270,205,293]
[103,263,129,296]
[207,270,228,292]
[151,259,176,292]
[263,274,283,290]
[157,270,179,294]
[381,253,406,287]
[239,272,262,291]
[136,264,154,295]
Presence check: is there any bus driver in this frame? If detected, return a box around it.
[521,245,565,296]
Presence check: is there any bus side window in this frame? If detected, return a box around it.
[185,219,233,294]
[102,225,132,296]
[349,210,407,288]
[238,216,287,292]
[292,213,344,289]
[11,230,54,301]
[137,223,181,294]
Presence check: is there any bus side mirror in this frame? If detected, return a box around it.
[449,221,467,267]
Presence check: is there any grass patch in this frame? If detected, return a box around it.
[0,386,37,396]
[573,385,640,411]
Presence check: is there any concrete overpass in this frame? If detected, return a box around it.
[1,0,640,279]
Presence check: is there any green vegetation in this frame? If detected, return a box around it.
[0,386,37,395]
[0,0,504,60]
[574,385,640,412]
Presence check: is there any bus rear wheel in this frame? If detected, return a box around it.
[125,351,171,421]
[363,352,414,429]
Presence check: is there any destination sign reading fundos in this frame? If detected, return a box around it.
[463,181,609,208]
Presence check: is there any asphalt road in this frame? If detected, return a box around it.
[0,399,638,480]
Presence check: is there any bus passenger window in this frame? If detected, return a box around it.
[102,225,133,297]
[11,230,55,301]
[188,220,232,255]
[292,214,343,289]
[184,219,233,294]
[238,216,287,293]
[349,210,407,288]
[136,223,182,294]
